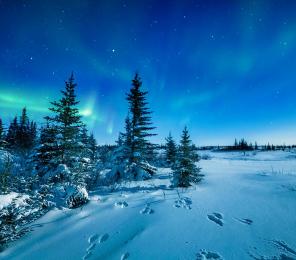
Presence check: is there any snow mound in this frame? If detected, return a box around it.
[65,185,89,209]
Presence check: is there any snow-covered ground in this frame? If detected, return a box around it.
[1,151,296,260]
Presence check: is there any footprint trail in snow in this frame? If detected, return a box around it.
[82,233,109,259]
[174,197,192,210]
[140,204,154,215]
[207,212,224,227]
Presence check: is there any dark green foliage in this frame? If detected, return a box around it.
[165,132,177,166]
[17,108,37,152]
[172,127,202,188]
[34,122,61,177]
[230,138,253,151]
[45,72,84,165]
[4,109,37,153]
[0,155,13,194]
[126,73,156,163]
[88,133,97,162]
[5,116,18,149]
[0,118,5,148]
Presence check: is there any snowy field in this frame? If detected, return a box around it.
[1,151,296,260]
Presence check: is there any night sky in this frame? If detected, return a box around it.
[1,0,296,145]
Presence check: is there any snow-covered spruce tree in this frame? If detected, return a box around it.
[165,132,177,167]
[73,125,97,188]
[43,73,89,207]
[109,116,133,182]
[126,73,156,179]
[45,72,84,169]
[33,121,61,178]
[172,127,202,188]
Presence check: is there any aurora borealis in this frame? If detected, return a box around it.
[1,0,296,145]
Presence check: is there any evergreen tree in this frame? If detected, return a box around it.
[6,116,18,149]
[165,132,177,166]
[16,108,37,152]
[110,115,134,181]
[126,73,156,164]
[254,141,258,150]
[172,127,202,188]
[0,118,5,148]
[80,125,91,159]
[88,133,97,162]
[34,122,61,177]
[46,72,84,166]
[234,138,238,148]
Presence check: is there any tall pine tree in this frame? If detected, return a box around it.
[172,127,202,188]
[46,72,84,166]
[126,73,156,164]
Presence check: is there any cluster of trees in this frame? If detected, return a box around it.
[0,73,202,197]
[110,73,202,187]
[232,138,257,151]
[0,72,203,248]
[0,108,37,153]
[164,128,203,187]
[224,139,290,152]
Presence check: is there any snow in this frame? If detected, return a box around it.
[1,150,296,259]
[0,192,29,210]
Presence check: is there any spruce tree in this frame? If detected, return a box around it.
[165,132,177,166]
[111,115,134,181]
[80,125,91,159]
[6,116,18,150]
[0,118,5,148]
[126,73,156,164]
[254,141,258,150]
[34,122,61,177]
[172,127,202,188]
[16,108,37,152]
[46,72,83,166]
[88,133,97,162]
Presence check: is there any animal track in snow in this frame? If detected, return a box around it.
[98,233,109,243]
[86,243,96,252]
[82,251,92,260]
[82,233,109,259]
[88,234,99,244]
[196,249,224,260]
[82,234,99,259]
[248,240,296,260]
[140,204,154,215]
[207,212,224,227]
[272,240,296,256]
[121,252,130,260]
[237,218,253,225]
[115,201,129,208]
[174,197,192,210]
